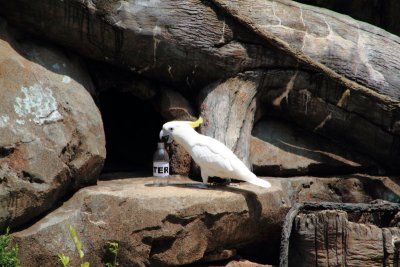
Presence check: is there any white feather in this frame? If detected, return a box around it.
[161,120,271,188]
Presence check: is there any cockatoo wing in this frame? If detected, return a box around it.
[190,135,246,177]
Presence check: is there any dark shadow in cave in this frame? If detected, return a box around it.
[99,91,163,174]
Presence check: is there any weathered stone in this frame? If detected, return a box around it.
[1,0,400,176]
[202,249,236,263]
[87,60,157,100]
[12,174,400,266]
[13,176,289,267]
[279,175,400,204]
[296,0,400,37]
[0,0,297,91]
[212,0,400,100]
[168,141,192,176]
[289,210,400,267]
[225,259,272,267]
[156,89,196,176]
[0,22,105,229]
[158,89,196,121]
[199,71,261,168]
[204,0,400,172]
[251,118,375,176]
[256,69,400,172]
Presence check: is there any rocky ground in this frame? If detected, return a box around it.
[0,0,399,266]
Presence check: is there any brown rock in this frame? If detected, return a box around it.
[1,0,399,174]
[157,89,196,176]
[0,22,105,229]
[12,174,400,266]
[0,0,296,91]
[168,141,192,176]
[226,259,272,267]
[13,176,289,267]
[212,0,400,100]
[199,71,261,168]
[209,0,400,171]
[158,89,196,121]
[296,0,400,37]
[289,210,400,267]
[251,118,375,176]
[256,68,400,172]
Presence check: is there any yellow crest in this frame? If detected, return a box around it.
[190,117,203,128]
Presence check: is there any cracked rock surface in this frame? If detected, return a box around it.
[13,175,400,266]
[0,23,105,229]
[13,176,289,267]
[0,0,297,91]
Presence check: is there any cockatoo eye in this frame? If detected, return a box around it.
[169,127,174,132]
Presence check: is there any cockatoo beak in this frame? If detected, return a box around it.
[159,129,173,143]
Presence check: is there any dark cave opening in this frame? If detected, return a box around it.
[99,91,163,174]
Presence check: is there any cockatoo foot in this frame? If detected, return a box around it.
[211,179,232,186]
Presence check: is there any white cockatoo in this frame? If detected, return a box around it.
[159,117,271,188]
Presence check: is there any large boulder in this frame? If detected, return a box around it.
[12,175,400,266]
[295,0,400,36]
[1,0,399,174]
[212,0,400,100]
[289,210,400,266]
[156,89,196,176]
[13,176,289,267]
[0,22,105,229]
[256,69,399,172]
[0,0,296,91]
[251,118,376,176]
[199,71,261,168]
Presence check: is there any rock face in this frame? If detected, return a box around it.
[0,22,105,229]
[279,175,400,204]
[0,0,399,173]
[157,89,196,176]
[256,69,400,172]
[12,175,400,266]
[0,0,297,91]
[13,177,290,267]
[251,119,375,176]
[199,72,261,168]
[206,0,400,172]
[289,210,400,266]
[158,89,196,122]
[212,0,400,100]
[0,0,400,265]
[296,0,400,36]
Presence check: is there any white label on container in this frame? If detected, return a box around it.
[153,162,169,177]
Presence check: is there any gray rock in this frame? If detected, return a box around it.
[12,174,400,266]
[0,0,297,91]
[199,71,261,168]
[212,0,400,100]
[251,118,376,176]
[156,89,196,176]
[296,0,400,37]
[289,210,400,266]
[257,69,400,172]
[1,0,399,174]
[0,23,105,229]
[226,259,272,267]
[13,176,289,267]
[158,89,196,122]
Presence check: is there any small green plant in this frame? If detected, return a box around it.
[58,254,70,267]
[57,223,119,267]
[104,241,119,267]
[0,227,20,267]
[57,224,90,267]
